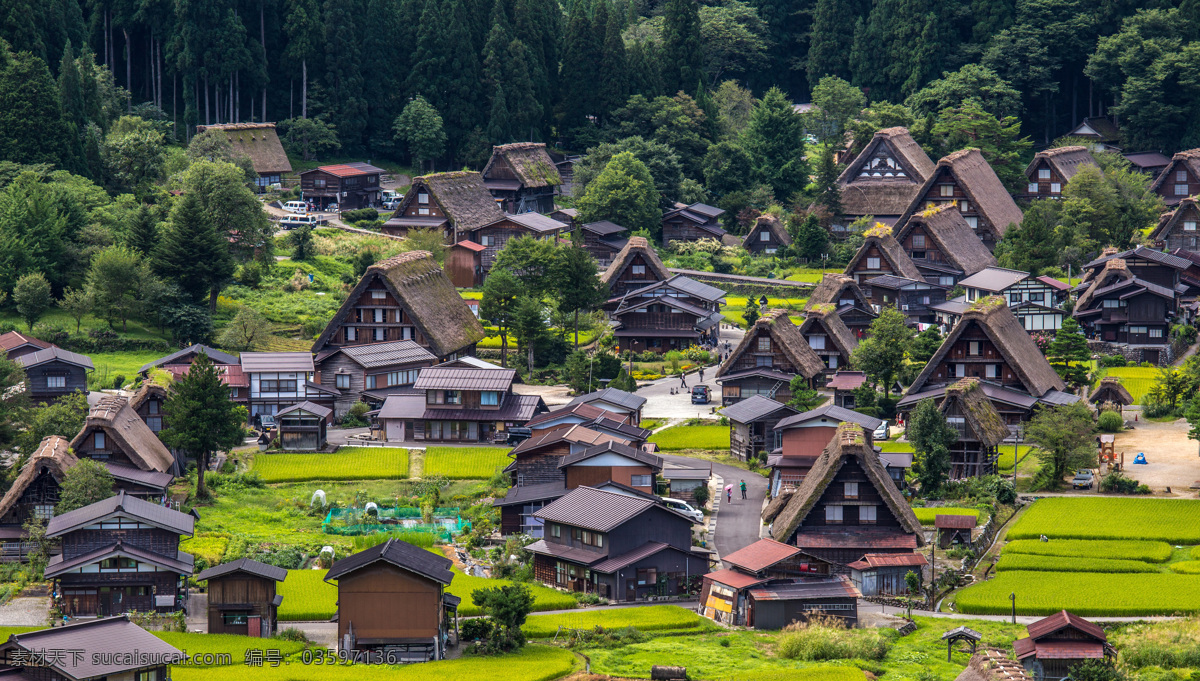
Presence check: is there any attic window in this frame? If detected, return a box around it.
[1038,169,1051,180]
[1050,183,1061,194]
[371,290,386,299]
[760,231,770,241]
[912,235,925,248]
[632,265,646,276]
[1028,182,1039,194]
[1186,221,1197,231]
[860,505,877,524]
[844,482,858,498]
[1177,184,1189,196]
[826,506,843,524]
[418,192,429,204]
[94,432,106,449]
[939,184,954,197]
[866,257,881,270]
[1178,169,1189,182]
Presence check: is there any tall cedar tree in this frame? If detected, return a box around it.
[559,3,601,133]
[742,87,809,201]
[597,0,628,122]
[365,0,411,154]
[323,0,368,150]
[483,0,515,140]
[626,40,665,100]
[813,143,842,216]
[161,352,247,500]
[906,397,955,493]
[554,244,607,348]
[480,268,521,367]
[283,0,324,118]
[124,203,161,257]
[807,0,856,89]
[513,0,559,136]
[154,192,233,307]
[0,41,73,170]
[408,0,482,156]
[661,0,703,95]
[1047,317,1090,388]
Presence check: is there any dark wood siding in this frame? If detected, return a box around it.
[206,574,279,636]
[337,563,442,645]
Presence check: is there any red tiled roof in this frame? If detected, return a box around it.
[1036,275,1072,291]
[1026,610,1107,643]
[454,240,487,252]
[721,538,803,573]
[165,364,248,387]
[848,553,928,570]
[1014,638,1106,661]
[704,568,767,590]
[936,514,977,529]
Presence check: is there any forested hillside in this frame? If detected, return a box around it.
[1,0,1198,175]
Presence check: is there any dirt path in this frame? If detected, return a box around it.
[1110,417,1200,491]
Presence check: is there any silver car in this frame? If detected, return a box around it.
[659,497,704,524]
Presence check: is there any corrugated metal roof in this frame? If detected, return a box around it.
[524,402,609,427]
[748,575,861,601]
[957,267,1030,292]
[582,220,627,236]
[0,331,51,353]
[240,352,315,373]
[558,440,662,469]
[412,367,516,391]
[705,568,767,590]
[505,212,567,233]
[721,395,796,425]
[851,553,928,568]
[196,557,288,582]
[8,616,184,677]
[310,162,386,177]
[566,387,647,411]
[277,400,332,418]
[16,346,94,370]
[47,491,195,538]
[721,538,802,573]
[139,344,239,373]
[524,538,606,565]
[338,340,436,369]
[493,482,569,507]
[534,486,657,532]
[1026,610,1107,642]
[589,541,670,572]
[935,514,977,529]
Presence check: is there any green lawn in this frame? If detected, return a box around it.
[445,566,577,617]
[996,445,1035,473]
[252,448,410,483]
[523,605,712,638]
[784,269,830,283]
[89,351,176,389]
[422,447,512,479]
[649,424,731,451]
[877,441,914,453]
[1091,366,1161,403]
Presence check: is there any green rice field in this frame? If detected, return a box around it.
[1002,538,1175,563]
[253,448,410,483]
[955,571,1200,616]
[1091,366,1160,403]
[523,605,711,638]
[422,447,512,479]
[649,424,731,450]
[912,508,980,526]
[1006,498,1200,544]
[995,553,1159,573]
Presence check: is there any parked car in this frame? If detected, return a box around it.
[691,385,710,404]
[283,200,308,214]
[659,497,704,524]
[279,214,326,230]
[504,427,532,445]
[873,421,890,441]
[1072,469,1095,490]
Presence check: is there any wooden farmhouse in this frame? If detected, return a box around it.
[844,223,923,286]
[827,370,868,409]
[899,297,1078,426]
[325,538,458,662]
[0,436,76,560]
[1089,376,1133,408]
[769,423,925,570]
[893,202,997,286]
[1067,116,1121,151]
[701,539,827,626]
[661,202,729,245]
[833,127,935,230]
[723,395,798,462]
[600,236,672,297]
[129,373,169,435]
[70,395,181,476]
[936,378,1010,479]
[383,171,504,241]
[768,405,885,498]
[314,340,436,415]
[238,352,331,426]
[46,491,195,617]
[579,220,629,266]
[0,616,183,681]
[847,552,928,596]
[1021,146,1097,199]
[458,212,566,277]
[549,207,578,225]
[139,344,247,404]
[715,310,824,406]
[312,250,486,363]
[481,142,562,214]
[300,162,384,210]
[952,267,1066,333]
[196,557,287,637]
[1150,148,1200,205]
[1072,249,1187,362]
[1013,610,1115,681]
[743,214,791,255]
[606,275,726,353]
[195,122,292,190]
[524,403,650,444]
[797,304,858,382]
[525,486,709,601]
[955,649,1034,681]
[895,148,1024,251]
[1150,196,1200,251]
[1124,151,1172,178]
[375,359,545,443]
[864,275,949,325]
[804,274,877,337]
[0,330,51,359]
[14,346,93,405]
[563,387,646,425]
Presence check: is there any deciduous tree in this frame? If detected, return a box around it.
[12,272,52,332]
[851,307,913,395]
[1024,401,1096,485]
[577,152,662,237]
[56,459,115,514]
[218,307,273,352]
[480,269,521,367]
[554,245,607,349]
[393,96,446,171]
[907,397,955,493]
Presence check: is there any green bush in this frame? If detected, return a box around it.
[775,616,892,661]
[341,208,379,223]
[1097,410,1124,432]
[1098,354,1128,368]
[1099,472,1144,494]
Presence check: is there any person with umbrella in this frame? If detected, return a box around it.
[725,484,733,504]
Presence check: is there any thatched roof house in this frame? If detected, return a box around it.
[797,304,857,372]
[896,148,1024,249]
[482,143,561,189]
[717,309,826,382]
[312,250,485,359]
[836,127,935,219]
[69,395,178,474]
[1150,196,1200,249]
[894,202,997,280]
[844,223,923,282]
[806,274,872,313]
[1023,146,1097,191]
[601,236,672,296]
[769,422,924,549]
[1089,376,1133,406]
[0,436,78,522]
[742,214,791,253]
[941,378,1010,447]
[1150,148,1200,205]
[386,171,505,239]
[194,123,292,179]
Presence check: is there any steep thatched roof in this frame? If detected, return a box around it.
[1075,258,1133,311]
[761,490,793,524]
[895,203,997,276]
[805,274,874,313]
[717,309,825,380]
[1089,376,1133,406]
[69,396,175,473]
[0,436,77,519]
[195,123,292,175]
[844,223,923,280]
[600,237,671,288]
[897,148,1024,238]
[396,172,505,234]
[798,304,858,359]
[837,127,936,216]
[743,214,791,248]
[312,251,485,357]
[1150,148,1200,197]
[1150,197,1200,242]
[942,378,1009,446]
[483,143,562,189]
[1024,146,1097,184]
[770,422,924,544]
[907,296,1065,398]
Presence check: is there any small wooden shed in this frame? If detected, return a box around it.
[196,557,288,637]
[936,514,977,548]
[277,401,332,451]
[847,553,928,596]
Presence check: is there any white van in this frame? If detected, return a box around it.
[283,201,308,214]
[279,214,319,230]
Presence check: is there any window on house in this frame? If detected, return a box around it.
[960,201,970,212]
[637,568,657,585]
[988,364,1001,379]
[1150,328,1164,338]
[965,217,979,229]
[1178,169,1189,182]
[94,432,105,449]
[374,327,385,341]
[758,337,771,352]
[941,276,956,286]
[756,355,773,367]
[480,235,493,246]
[867,257,881,269]
[828,355,838,369]
[371,290,386,299]
[631,474,651,487]
[825,506,843,523]
[550,523,560,538]
[148,400,159,415]
[146,416,162,432]
[418,207,430,215]
[346,327,357,341]
[1050,183,1061,193]
[374,308,384,323]
[47,376,66,388]
[631,265,646,275]
[1039,168,1051,180]
[912,235,925,248]
[1028,182,1039,194]
[445,390,462,405]
[969,341,981,356]
[760,231,770,241]
[809,335,826,350]
[481,391,500,406]
[766,247,777,254]
[314,178,326,188]
[223,613,250,626]
[1029,292,1045,304]
[336,374,350,389]
[939,184,954,197]
[860,506,877,524]
[1186,221,1197,231]
[1103,299,1121,308]
[844,482,858,498]
[418,192,429,204]
[1177,184,1189,196]
[1128,326,1147,334]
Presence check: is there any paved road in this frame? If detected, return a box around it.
[639,324,744,420]
[662,453,766,559]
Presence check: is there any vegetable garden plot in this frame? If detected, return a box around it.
[955,571,1200,616]
[422,447,512,479]
[1003,538,1174,563]
[1006,498,1200,543]
[253,448,409,483]
[995,554,1158,573]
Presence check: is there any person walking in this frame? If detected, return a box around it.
[680,372,687,388]
[740,479,747,499]
[726,487,732,504]
[699,367,705,382]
